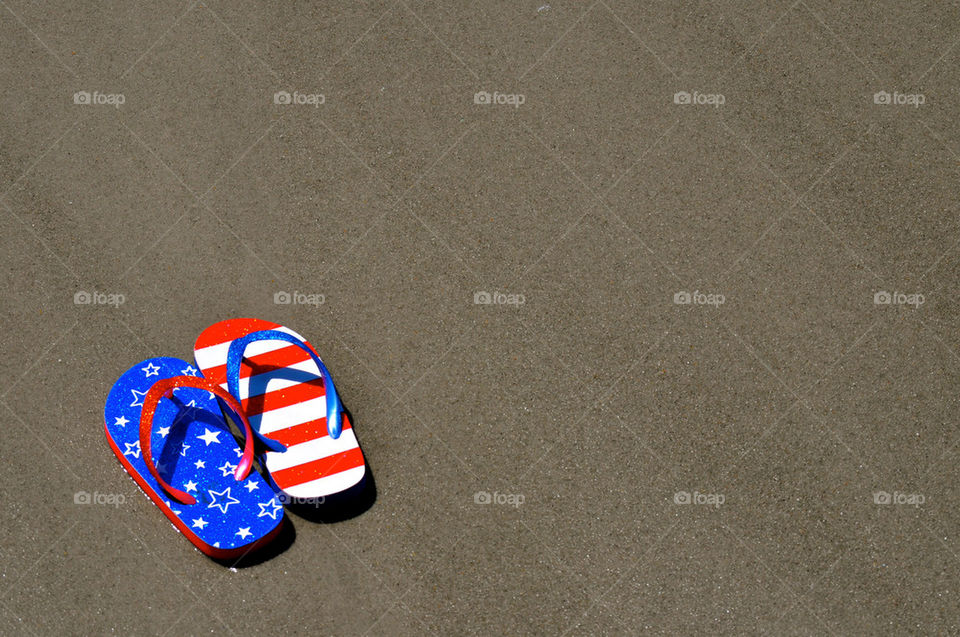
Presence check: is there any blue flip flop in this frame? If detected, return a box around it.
[103,357,285,558]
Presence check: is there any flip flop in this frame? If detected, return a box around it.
[104,357,285,558]
[193,319,366,501]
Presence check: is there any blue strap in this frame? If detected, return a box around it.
[225,330,343,450]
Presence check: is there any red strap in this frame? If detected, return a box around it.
[139,376,256,505]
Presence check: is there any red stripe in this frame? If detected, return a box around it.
[240,378,326,415]
[203,345,315,385]
[194,318,283,350]
[270,448,365,488]
[264,416,352,448]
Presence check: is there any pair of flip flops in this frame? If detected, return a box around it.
[103,318,366,559]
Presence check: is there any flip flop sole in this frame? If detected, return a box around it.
[104,357,284,557]
[194,319,366,500]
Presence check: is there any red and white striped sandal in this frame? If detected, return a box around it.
[193,319,366,501]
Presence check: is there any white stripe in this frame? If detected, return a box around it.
[264,429,360,472]
[280,466,366,499]
[249,396,328,434]
[193,325,303,370]
[218,359,323,399]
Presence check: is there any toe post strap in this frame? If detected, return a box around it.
[225,329,344,446]
[139,376,257,505]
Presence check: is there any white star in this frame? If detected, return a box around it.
[197,428,221,446]
[141,362,161,377]
[186,400,198,407]
[236,527,253,540]
[157,426,170,438]
[130,389,148,407]
[218,461,237,477]
[194,459,206,469]
[179,444,190,457]
[122,441,141,458]
[257,499,283,520]
[192,518,208,529]
[181,365,199,376]
[213,542,220,548]
[243,480,259,493]
[233,447,244,458]
[183,480,198,493]
[207,487,239,514]
[114,415,130,428]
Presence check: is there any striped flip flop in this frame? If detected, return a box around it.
[193,319,366,501]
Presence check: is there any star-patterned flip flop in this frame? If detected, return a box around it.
[104,357,285,558]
